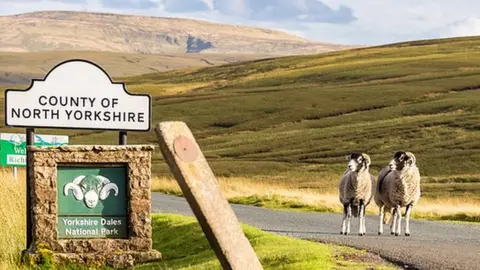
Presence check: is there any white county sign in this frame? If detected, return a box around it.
[4,59,151,131]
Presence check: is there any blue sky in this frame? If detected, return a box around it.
[1,0,480,45]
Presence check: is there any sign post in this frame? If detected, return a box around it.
[4,59,160,268]
[25,128,34,250]
[119,131,127,145]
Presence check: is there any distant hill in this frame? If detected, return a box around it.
[0,51,271,86]
[0,11,355,55]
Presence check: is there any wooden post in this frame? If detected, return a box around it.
[155,121,263,270]
[26,128,35,249]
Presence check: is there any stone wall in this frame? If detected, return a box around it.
[25,145,161,268]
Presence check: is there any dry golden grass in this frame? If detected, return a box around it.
[412,197,480,220]
[131,82,212,96]
[152,176,480,222]
[0,168,26,270]
[153,175,340,206]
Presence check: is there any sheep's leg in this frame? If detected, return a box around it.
[346,204,352,235]
[362,204,366,235]
[358,200,365,236]
[358,203,363,236]
[395,205,402,236]
[378,205,384,235]
[361,204,366,235]
[390,208,397,235]
[341,203,348,235]
[405,204,413,236]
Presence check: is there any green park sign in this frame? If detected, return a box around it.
[57,165,127,239]
[0,133,68,166]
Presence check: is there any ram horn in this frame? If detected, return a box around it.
[64,175,85,200]
[72,175,85,185]
[99,182,119,201]
[405,152,416,165]
[96,175,111,184]
[361,153,371,166]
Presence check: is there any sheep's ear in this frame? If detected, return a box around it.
[345,154,351,160]
[361,153,371,166]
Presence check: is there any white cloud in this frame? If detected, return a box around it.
[217,0,250,17]
[0,0,85,14]
[200,0,214,10]
[311,0,480,44]
[0,0,480,45]
[441,17,480,37]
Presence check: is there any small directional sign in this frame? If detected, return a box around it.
[0,133,68,167]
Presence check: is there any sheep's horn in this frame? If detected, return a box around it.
[72,175,85,185]
[405,152,416,165]
[64,182,84,201]
[361,153,371,166]
[96,175,111,184]
[99,182,119,201]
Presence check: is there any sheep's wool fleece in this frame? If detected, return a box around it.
[387,166,421,207]
[339,170,373,204]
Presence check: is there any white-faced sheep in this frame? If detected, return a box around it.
[374,151,421,236]
[64,175,119,208]
[339,153,376,236]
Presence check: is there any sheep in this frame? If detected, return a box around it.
[374,151,421,236]
[339,152,376,236]
[64,174,119,208]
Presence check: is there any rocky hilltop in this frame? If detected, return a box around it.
[0,11,354,55]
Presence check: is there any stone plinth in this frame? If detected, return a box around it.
[23,145,162,269]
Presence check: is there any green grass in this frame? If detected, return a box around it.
[4,209,399,269]
[2,36,480,200]
[136,213,398,270]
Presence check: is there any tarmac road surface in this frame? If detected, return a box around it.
[151,193,480,270]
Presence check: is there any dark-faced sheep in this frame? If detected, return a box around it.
[339,153,376,236]
[374,151,421,236]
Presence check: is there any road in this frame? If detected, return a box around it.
[151,193,480,270]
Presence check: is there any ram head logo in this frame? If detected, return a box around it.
[63,175,119,208]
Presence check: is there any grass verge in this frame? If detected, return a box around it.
[138,213,398,270]
[152,176,480,223]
